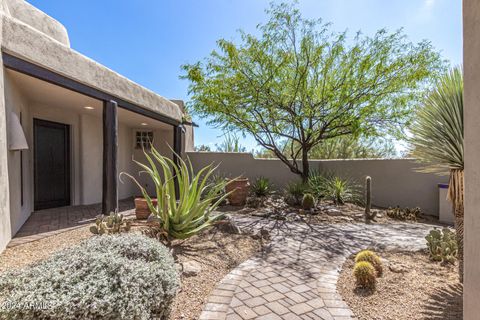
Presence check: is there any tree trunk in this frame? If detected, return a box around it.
[448,169,464,283]
[454,204,464,283]
[301,148,310,182]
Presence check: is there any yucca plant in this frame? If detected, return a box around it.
[409,67,463,281]
[122,147,232,242]
[251,177,272,197]
[319,175,361,205]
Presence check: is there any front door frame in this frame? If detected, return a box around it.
[33,118,71,210]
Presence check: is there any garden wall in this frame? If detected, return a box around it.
[187,152,449,216]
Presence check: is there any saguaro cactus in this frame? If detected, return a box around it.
[365,176,376,220]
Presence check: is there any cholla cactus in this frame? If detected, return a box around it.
[302,193,315,210]
[90,212,132,235]
[426,228,458,263]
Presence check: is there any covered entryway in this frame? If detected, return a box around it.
[3,53,187,246]
[33,119,71,210]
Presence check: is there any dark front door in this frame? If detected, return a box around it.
[34,119,71,210]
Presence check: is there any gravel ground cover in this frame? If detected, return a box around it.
[169,228,266,319]
[337,250,462,320]
[220,195,441,226]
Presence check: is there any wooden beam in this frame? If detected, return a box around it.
[2,53,181,126]
[173,125,183,199]
[102,100,118,215]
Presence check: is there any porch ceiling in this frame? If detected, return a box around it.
[8,69,172,130]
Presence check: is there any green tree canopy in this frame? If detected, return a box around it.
[255,136,397,159]
[182,2,445,180]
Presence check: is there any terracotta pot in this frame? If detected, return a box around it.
[225,178,250,206]
[134,197,158,220]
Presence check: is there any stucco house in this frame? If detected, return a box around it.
[0,0,195,251]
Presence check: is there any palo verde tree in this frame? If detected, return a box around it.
[182,2,445,181]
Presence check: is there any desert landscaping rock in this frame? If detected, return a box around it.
[182,260,203,277]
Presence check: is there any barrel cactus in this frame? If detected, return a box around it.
[302,193,315,210]
[353,261,376,289]
[355,250,383,276]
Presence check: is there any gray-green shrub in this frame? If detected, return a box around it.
[0,234,179,320]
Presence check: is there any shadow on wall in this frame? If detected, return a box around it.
[186,152,449,216]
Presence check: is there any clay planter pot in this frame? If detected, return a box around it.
[225,178,250,206]
[134,197,158,220]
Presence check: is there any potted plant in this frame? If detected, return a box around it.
[134,197,158,220]
[225,177,250,206]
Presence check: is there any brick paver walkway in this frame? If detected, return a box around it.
[8,199,135,247]
[201,215,433,320]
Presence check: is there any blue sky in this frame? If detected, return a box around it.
[27,0,462,151]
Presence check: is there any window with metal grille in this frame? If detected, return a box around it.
[135,131,154,149]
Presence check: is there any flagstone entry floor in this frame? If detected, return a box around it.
[8,199,134,248]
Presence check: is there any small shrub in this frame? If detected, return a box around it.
[284,181,308,206]
[353,261,376,289]
[426,228,458,263]
[307,171,327,200]
[0,234,179,320]
[355,250,383,276]
[251,177,273,197]
[89,212,131,235]
[302,193,315,210]
[386,206,421,221]
[308,173,361,205]
[321,175,361,205]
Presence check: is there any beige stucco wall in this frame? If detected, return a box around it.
[463,0,480,318]
[4,0,69,46]
[187,152,448,215]
[0,53,12,251]
[5,69,30,235]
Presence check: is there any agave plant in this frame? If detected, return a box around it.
[409,67,463,281]
[122,147,232,241]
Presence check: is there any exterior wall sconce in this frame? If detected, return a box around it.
[8,112,28,151]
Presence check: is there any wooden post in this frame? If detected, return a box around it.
[102,100,118,215]
[173,125,183,199]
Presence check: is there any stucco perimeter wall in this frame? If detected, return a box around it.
[463,0,480,318]
[0,51,12,252]
[187,152,448,216]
